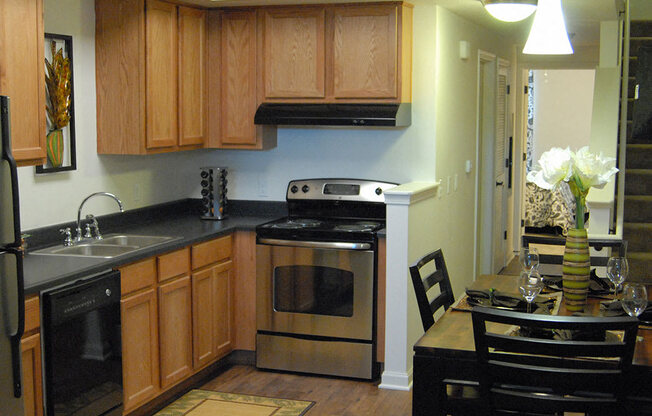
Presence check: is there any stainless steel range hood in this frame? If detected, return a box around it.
[253,103,411,127]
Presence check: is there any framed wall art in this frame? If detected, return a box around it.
[36,33,77,174]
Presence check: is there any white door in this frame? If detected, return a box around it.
[491,65,509,273]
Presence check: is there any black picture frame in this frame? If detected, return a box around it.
[36,33,77,174]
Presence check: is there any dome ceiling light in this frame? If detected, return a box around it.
[482,0,537,22]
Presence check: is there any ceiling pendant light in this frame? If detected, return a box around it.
[482,0,537,23]
[523,0,573,54]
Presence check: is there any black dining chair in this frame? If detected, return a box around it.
[409,249,455,332]
[410,249,481,415]
[471,306,639,416]
[521,234,627,276]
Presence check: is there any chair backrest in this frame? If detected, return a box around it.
[521,234,627,275]
[471,306,639,415]
[409,249,455,332]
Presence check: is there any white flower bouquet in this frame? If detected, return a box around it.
[527,147,619,229]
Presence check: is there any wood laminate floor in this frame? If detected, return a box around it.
[200,365,412,415]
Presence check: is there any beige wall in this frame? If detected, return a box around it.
[433,6,513,294]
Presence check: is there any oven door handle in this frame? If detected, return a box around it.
[257,238,372,250]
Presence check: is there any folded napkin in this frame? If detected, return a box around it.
[542,270,612,297]
[465,288,555,313]
[600,300,652,321]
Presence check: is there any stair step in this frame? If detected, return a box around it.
[624,195,652,222]
[631,20,652,38]
[625,169,652,196]
[627,252,651,283]
[629,57,639,76]
[623,223,651,252]
[630,38,652,57]
[626,144,652,169]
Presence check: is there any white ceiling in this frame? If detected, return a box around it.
[180,0,622,47]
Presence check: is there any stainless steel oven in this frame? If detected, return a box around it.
[255,178,396,380]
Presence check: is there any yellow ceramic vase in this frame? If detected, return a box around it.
[562,228,590,311]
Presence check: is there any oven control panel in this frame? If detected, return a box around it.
[286,179,397,202]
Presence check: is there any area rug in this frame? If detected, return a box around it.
[155,389,314,416]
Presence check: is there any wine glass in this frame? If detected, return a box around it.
[621,283,648,318]
[519,247,539,273]
[606,257,628,300]
[519,269,544,313]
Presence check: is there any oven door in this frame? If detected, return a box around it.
[256,239,374,341]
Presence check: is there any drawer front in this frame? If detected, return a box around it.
[158,247,191,282]
[120,258,157,295]
[24,295,40,333]
[192,235,232,270]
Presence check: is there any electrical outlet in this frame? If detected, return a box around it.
[133,183,141,202]
[454,174,458,191]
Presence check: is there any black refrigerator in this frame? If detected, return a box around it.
[0,95,26,415]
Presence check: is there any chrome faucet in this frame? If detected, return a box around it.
[75,192,124,242]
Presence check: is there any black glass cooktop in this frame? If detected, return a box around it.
[256,217,384,243]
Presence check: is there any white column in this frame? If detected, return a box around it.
[380,182,439,391]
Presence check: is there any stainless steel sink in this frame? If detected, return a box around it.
[31,234,180,258]
[100,234,175,247]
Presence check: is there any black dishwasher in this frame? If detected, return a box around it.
[42,270,122,416]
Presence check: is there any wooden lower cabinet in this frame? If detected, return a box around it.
[120,235,233,413]
[158,275,193,389]
[21,333,43,416]
[21,295,42,416]
[121,288,160,413]
[192,260,233,368]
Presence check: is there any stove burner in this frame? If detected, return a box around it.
[271,218,324,229]
[333,221,381,232]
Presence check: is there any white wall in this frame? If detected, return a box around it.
[531,69,596,162]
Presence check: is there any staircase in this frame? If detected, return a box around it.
[623,20,652,283]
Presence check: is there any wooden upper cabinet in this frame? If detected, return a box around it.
[331,4,398,99]
[178,6,206,146]
[220,10,257,146]
[95,0,205,154]
[146,0,178,149]
[258,2,412,104]
[206,10,276,150]
[261,7,326,99]
[0,0,46,165]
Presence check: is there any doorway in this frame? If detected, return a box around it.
[519,69,596,240]
[476,52,511,276]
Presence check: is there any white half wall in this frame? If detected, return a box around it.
[381,181,439,391]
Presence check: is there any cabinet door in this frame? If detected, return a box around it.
[214,260,233,358]
[262,7,325,99]
[192,260,233,368]
[178,6,206,147]
[220,10,257,146]
[331,4,398,99]
[192,267,216,368]
[145,0,178,149]
[158,275,193,389]
[0,0,46,165]
[121,288,160,412]
[21,333,43,416]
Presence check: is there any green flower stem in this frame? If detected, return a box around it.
[568,174,588,229]
[575,195,585,229]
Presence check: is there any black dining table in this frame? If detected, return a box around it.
[412,274,652,416]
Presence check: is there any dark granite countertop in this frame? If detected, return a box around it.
[22,199,286,294]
